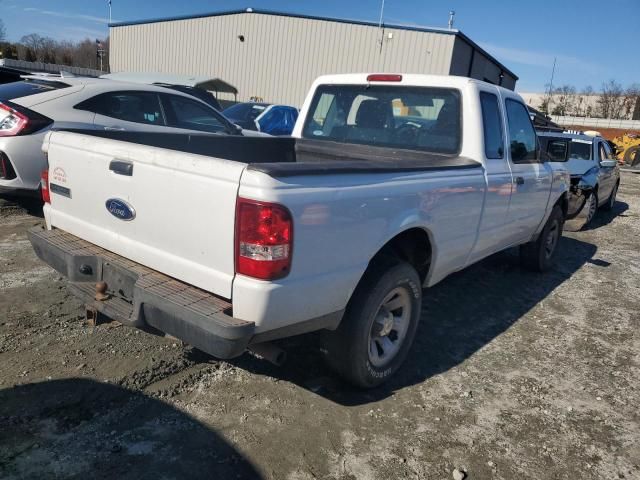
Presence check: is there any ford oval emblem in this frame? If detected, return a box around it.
[105,198,136,221]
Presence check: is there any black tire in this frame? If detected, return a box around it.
[602,181,619,211]
[584,190,598,226]
[623,145,640,167]
[520,205,564,272]
[321,260,422,388]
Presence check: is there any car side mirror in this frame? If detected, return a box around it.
[600,159,617,168]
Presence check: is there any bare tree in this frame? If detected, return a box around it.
[20,33,46,61]
[0,19,6,43]
[597,80,625,119]
[622,83,640,119]
[551,85,576,116]
[572,86,593,117]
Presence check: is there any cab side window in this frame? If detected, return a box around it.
[505,99,537,163]
[480,92,504,159]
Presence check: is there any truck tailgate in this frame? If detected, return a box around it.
[44,131,246,299]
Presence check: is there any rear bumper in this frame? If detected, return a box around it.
[28,227,255,359]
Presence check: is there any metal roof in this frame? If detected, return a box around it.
[109,7,518,80]
[100,72,238,94]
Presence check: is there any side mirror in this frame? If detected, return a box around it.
[600,159,617,168]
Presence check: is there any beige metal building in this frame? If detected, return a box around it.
[109,8,517,106]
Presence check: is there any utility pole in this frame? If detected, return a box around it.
[545,57,557,115]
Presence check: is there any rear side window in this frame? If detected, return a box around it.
[569,140,592,160]
[0,80,69,101]
[505,99,537,162]
[480,92,504,159]
[76,91,164,125]
[162,94,227,133]
[546,139,569,161]
[302,85,461,154]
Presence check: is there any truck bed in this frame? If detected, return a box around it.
[56,129,480,177]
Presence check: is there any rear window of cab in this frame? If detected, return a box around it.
[302,85,461,155]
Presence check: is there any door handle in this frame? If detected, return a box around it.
[514,176,525,185]
[104,126,125,131]
[109,159,133,176]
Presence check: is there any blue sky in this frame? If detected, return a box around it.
[1,0,638,92]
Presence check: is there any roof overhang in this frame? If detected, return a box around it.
[100,72,238,94]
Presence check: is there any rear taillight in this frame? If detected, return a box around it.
[0,102,52,137]
[41,170,50,203]
[366,74,403,82]
[236,198,293,280]
[0,103,28,136]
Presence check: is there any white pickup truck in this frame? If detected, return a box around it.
[29,74,570,387]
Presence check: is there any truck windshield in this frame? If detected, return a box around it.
[302,85,461,154]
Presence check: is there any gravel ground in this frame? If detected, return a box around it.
[0,173,639,480]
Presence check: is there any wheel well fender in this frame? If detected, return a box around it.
[366,227,433,284]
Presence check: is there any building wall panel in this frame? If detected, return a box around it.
[110,12,514,106]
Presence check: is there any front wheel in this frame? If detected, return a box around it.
[520,205,564,272]
[321,260,422,388]
[584,191,598,226]
[602,182,618,211]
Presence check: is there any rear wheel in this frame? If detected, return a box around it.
[322,260,422,388]
[520,205,564,272]
[602,182,619,211]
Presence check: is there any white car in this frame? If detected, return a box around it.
[0,76,253,195]
[31,74,570,387]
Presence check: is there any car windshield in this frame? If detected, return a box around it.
[0,79,69,101]
[224,103,269,121]
[569,140,592,160]
[302,84,461,154]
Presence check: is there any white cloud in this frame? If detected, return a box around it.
[23,7,114,25]
[479,42,598,74]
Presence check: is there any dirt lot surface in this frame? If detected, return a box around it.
[1,174,639,480]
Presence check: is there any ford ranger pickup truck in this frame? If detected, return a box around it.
[29,74,570,388]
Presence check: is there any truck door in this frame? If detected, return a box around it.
[504,98,552,241]
[467,90,514,263]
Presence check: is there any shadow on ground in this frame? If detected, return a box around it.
[0,379,262,479]
[0,194,44,218]
[584,200,629,230]
[227,235,598,405]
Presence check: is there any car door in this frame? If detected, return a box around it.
[82,91,167,132]
[467,90,515,263]
[596,140,615,203]
[503,97,552,241]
